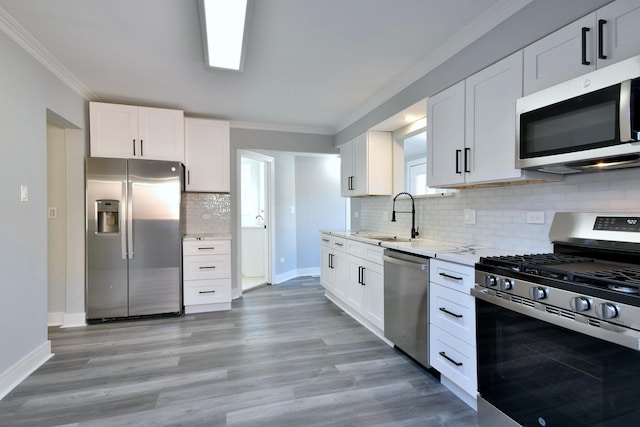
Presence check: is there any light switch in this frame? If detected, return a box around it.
[20,185,28,202]
[290,206,296,215]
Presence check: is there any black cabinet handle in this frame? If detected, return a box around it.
[439,351,463,367]
[455,149,462,174]
[464,147,471,173]
[140,140,144,157]
[187,170,191,185]
[199,266,216,270]
[199,290,216,294]
[598,19,607,59]
[132,139,136,156]
[328,253,333,269]
[581,27,591,65]
[439,272,463,281]
[439,307,463,318]
[357,266,366,285]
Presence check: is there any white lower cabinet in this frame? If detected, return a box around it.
[183,238,232,313]
[429,258,477,410]
[320,234,385,337]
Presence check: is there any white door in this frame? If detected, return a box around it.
[239,151,273,291]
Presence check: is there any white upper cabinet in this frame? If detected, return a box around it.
[465,51,524,184]
[427,81,466,188]
[340,131,392,197]
[184,117,230,193]
[90,102,184,162]
[524,0,640,95]
[428,52,553,188]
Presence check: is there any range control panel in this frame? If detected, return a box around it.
[594,216,640,232]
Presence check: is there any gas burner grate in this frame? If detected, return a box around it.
[480,253,594,270]
[575,267,640,294]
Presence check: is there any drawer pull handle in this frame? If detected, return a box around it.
[199,290,216,294]
[439,307,463,318]
[198,247,216,250]
[334,242,344,247]
[199,266,216,270]
[322,238,330,242]
[439,351,463,367]
[439,272,463,281]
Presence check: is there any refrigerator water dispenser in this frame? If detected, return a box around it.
[96,199,119,234]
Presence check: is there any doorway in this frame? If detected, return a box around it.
[239,151,273,291]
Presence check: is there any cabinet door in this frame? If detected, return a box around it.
[427,81,465,188]
[320,245,335,291]
[362,260,384,330]
[89,102,138,158]
[137,106,185,162]
[184,118,230,192]
[465,51,523,184]
[351,133,368,196]
[523,14,596,95]
[346,257,365,312]
[332,250,348,301]
[597,0,640,67]
[340,141,354,197]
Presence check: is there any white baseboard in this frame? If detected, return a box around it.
[0,341,53,400]
[273,267,321,284]
[62,312,86,328]
[185,302,231,314]
[48,312,64,326]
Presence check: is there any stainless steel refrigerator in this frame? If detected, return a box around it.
[86,157,183,320]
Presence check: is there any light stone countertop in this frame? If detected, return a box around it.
[183,233,232,241]
[320,230,513,266]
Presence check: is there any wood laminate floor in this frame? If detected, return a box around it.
[0,276,477,426]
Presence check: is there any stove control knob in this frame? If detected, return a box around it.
[498,278,513,291]
[570,297,591,312]
[596,303,619,320]
[484,275,497,287]
[530,287,547,300]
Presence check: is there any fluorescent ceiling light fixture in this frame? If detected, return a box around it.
[199,0,248,71]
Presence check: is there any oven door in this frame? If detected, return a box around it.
[474,289,640,427]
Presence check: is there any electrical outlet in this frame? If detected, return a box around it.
[464,209,476,225]
[280,257,285,264]
[201,213,212,220]
[48,207,57,218]
[526,211,545,224]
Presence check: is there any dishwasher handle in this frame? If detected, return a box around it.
[383,254,429,271]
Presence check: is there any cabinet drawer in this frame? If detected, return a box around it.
[430,283,476,346]
[183,240,230,256]
[321,233,333,247]
[184,279,231,305]
[430,259,474,292]
[347,240,383,265]
[430,326,477,396]
[332,236,347,252]
[183,255,230,280]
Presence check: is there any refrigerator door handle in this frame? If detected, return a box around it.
[127,179,134,259]
[121,181,127,260]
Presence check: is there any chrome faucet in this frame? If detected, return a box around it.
[391,192,419,239]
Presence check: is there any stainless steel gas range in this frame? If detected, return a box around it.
[473,212,640,427]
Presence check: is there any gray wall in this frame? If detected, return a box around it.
[272,152,298,276]
[295,156,345,269]
[0,30,86,380]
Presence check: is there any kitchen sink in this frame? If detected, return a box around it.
[373,236,411,242]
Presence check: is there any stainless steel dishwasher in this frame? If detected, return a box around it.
[383,249,430,368]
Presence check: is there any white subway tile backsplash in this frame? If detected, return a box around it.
[357,168,640,254]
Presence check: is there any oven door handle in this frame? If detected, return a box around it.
[471,287,640,352]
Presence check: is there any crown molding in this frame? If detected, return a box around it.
[336,0,533,132]
[230,120,334,135]
[0,5,95,100]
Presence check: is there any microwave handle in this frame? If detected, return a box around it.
[620,79,634,142]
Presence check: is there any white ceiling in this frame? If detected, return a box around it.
[0,0,530,134]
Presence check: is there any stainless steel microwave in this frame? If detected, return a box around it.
[516,55,640,174]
